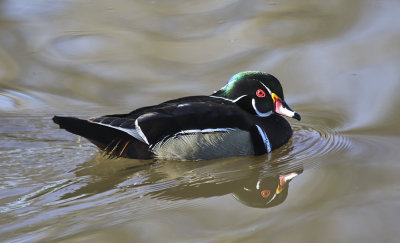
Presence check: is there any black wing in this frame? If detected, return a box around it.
[91,96,254,145]
[54,96,256,158]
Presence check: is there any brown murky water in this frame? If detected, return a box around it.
[1,0,400,242]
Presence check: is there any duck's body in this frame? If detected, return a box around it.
[53,71,300,160]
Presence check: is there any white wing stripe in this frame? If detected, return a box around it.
[135,119,149,144]
[88,119,146,144]
[209,95,247,103]
[174,128,236,136]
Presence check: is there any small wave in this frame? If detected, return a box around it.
[266,115,352,174]
[0,89,43,110]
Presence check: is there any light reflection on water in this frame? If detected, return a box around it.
[1,0,400,242]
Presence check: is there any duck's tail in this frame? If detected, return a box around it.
[53,116,152,159]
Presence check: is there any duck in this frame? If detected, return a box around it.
[53,71,300,161]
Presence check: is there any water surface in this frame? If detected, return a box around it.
[1,0,400,242]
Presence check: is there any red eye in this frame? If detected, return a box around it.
[261,190,271,198]
[256,89,266,98]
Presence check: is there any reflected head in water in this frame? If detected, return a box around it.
[53,71,301,161]
[233,171,301,208]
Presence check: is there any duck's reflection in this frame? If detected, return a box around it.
[60,151,302,209]
[147,160,302,208]
[232,171,300,208]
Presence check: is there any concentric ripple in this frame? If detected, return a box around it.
[266,113,353,174]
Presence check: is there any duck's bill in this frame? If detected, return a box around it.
[274,98,301,121]
[276,172,299,194]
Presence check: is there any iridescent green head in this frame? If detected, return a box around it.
[212,71,300,120]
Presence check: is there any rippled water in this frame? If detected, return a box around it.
[1,0,400,242]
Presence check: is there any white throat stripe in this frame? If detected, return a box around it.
[252,98,273,117]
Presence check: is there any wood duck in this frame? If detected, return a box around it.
[53,71,300,161]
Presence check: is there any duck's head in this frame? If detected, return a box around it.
[212,71,301,121]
